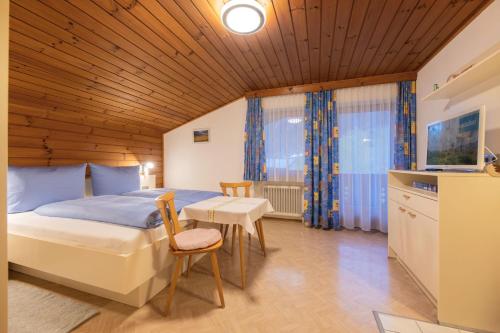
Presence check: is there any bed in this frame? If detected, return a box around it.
[7,188,222,307]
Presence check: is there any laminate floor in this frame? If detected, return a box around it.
[10,219,436,333]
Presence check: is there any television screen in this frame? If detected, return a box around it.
[426,110,481,166]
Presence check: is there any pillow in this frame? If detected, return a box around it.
[8,164,87,213]
[90,164,140,196]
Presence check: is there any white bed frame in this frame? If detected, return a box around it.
[8,180,206,307]
[8,223,204,307]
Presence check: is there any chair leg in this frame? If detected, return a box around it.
[258,219,266,257]
[231,224,237,256]
[238,225,246,289]
[186,255,193,278]
[165,256,183,316]
[192,221,198,229]
[223,224,229,241]
[209,251,225,308]
[219,224,224,233]
[179,257,184,278]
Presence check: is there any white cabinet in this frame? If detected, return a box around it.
[388,170,500,333]
[388,186,438,302]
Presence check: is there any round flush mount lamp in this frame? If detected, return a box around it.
[221,0,266,35]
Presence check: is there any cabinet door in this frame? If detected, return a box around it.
[388,200,403,256]
[402,208,416,272]
[406,209,438,299]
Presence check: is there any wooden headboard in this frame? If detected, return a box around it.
[8,100,164,187]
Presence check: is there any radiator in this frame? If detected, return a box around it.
[262,185,303,220]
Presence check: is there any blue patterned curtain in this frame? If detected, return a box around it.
[395,81,417,170]
[244,97,267,181]
[303,90,340,230]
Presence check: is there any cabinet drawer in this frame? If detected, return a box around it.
[388,186,438,220]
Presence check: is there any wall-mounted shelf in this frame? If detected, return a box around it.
[423,49,500,101]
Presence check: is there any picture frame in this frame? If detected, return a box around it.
[193,128,209,143]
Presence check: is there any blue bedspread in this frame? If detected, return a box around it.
[34,189,222,229]
[34,195,164,229]
[123,188,222,203]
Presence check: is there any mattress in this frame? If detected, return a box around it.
[8,212,168,255]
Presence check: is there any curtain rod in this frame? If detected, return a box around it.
[244,72,417,98]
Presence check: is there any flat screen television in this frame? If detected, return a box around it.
[425,106,486,171]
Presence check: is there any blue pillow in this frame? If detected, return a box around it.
[8,164,87,213]
[90,164,140,196]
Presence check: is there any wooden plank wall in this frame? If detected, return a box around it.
[8,96,164,187]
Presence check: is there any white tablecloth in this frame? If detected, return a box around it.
[178,196,274,234]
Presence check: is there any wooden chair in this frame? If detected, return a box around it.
[156,192,224,315]
[219,181,266,257]
[220,181,252,198]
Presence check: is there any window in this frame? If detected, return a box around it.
[263,94,305,182]
[336,83,398,232]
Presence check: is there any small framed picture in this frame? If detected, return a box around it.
[193,128,209,143]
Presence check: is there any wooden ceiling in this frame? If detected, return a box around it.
[9,0,492,132]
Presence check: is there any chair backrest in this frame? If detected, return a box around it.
[219,181,252,198]
[155,192,182,250]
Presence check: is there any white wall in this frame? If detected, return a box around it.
[164,98,247,191]
[417,0,500,170]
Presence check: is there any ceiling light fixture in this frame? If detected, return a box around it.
[221,0,266,35]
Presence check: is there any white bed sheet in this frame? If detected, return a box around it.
[8,212,167,255]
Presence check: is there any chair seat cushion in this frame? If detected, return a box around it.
[174,228,222,251]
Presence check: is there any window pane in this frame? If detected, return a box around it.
[338,109,392,174]
[263,95,305,182]
[336,83,398,232]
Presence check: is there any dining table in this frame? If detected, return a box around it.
[178,196,274,288]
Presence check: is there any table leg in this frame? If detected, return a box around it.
[186,221,198,276]
[238,225,246,289]
[231,225,236,256]
[258,219,266,257]
[255,219,266,256]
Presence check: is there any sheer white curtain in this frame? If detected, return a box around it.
[337,83,397,232]
[262,94,305,182]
